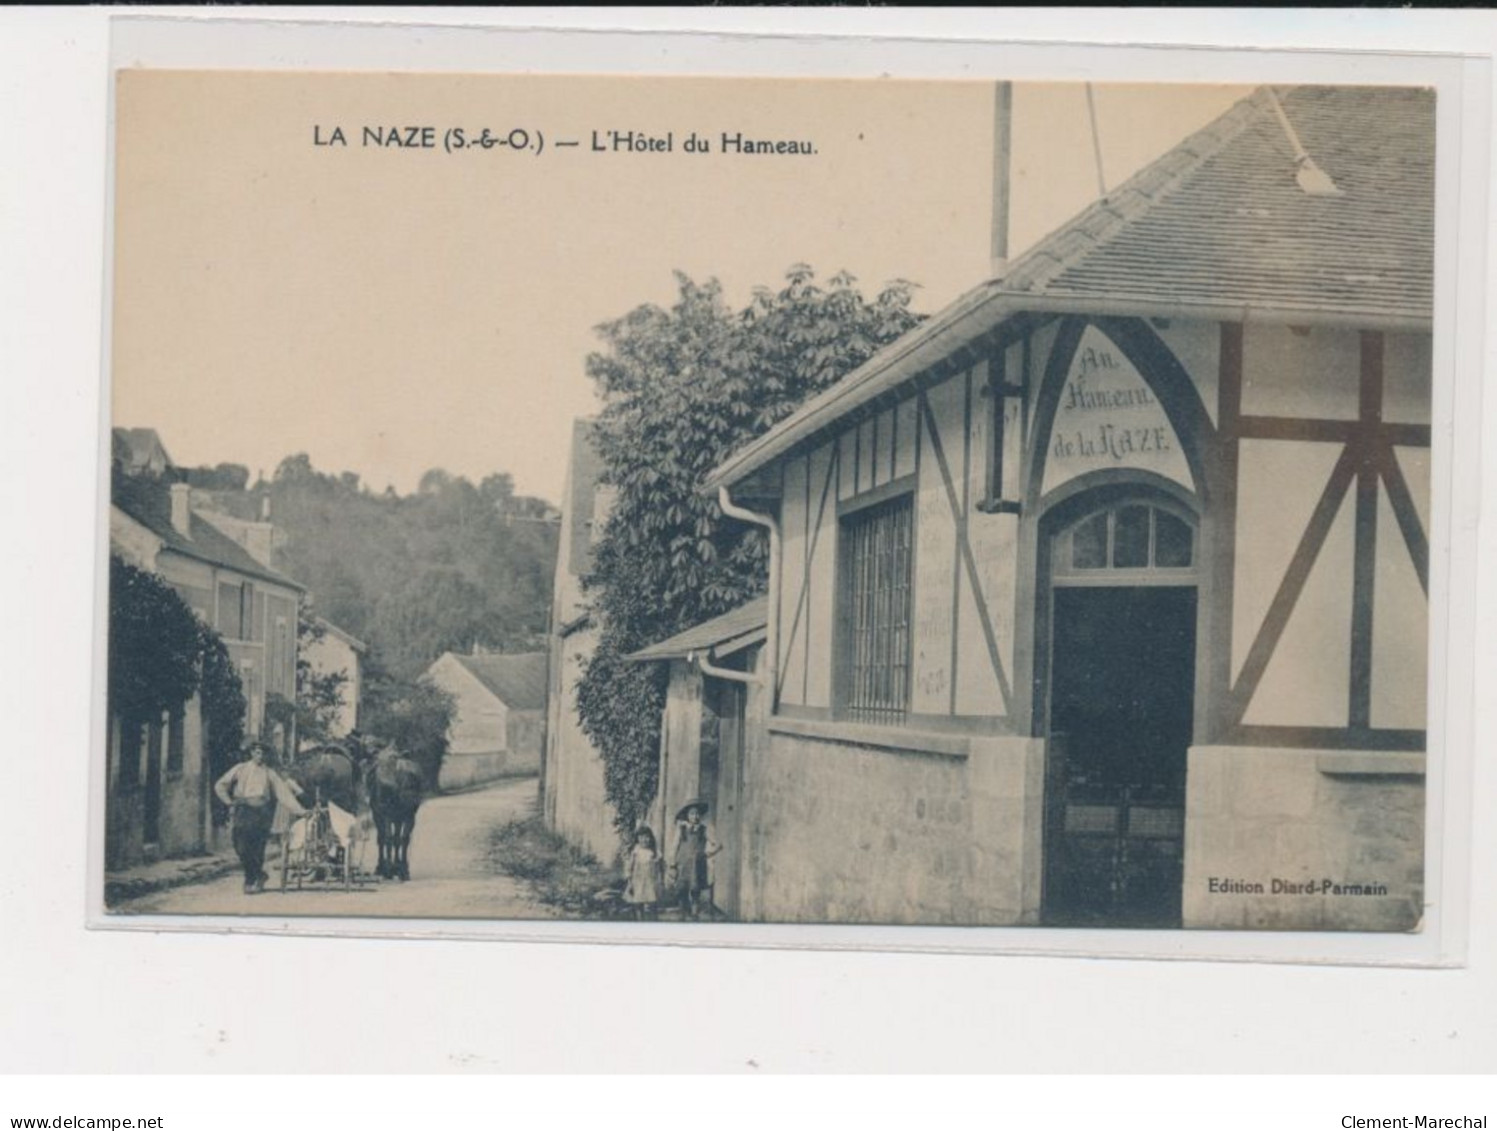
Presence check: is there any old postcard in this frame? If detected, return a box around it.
[98,62,1454,945]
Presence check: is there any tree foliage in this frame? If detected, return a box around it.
[108,555,204,725]
[359,657,457,791]
[293,602,351,745]
[108,555,247,825]
[199,629,246,827]
[184,455,559,681]
[575,266,925,834]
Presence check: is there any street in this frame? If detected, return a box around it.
[112,776,556,920]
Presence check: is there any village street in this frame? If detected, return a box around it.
[113,777,556,921]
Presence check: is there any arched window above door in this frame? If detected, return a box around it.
[1056,501,1196,580]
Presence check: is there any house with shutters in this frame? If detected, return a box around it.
[108,476,305,868]
[699,85,1434,930]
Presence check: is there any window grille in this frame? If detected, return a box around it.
[841,494,914,725]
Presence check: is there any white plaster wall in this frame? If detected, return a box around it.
[1182,745,1424,931]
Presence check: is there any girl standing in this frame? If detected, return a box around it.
[622,825,662,920]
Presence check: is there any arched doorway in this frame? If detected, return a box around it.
[1039,488,1200,927]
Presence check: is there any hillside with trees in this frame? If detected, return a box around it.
[192,456,559,682]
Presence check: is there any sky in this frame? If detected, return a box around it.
[111,75,1251,505]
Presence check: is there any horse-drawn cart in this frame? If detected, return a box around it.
[277,745,374,893]
[279,799,370,891]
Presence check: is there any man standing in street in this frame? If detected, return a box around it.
[214,739,302,894]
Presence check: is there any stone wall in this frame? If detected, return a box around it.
[156,698,207,856]
[1182,745,1425,931]
[505,710,544,775]
[543,628,621,867]
[737,724,1044,925]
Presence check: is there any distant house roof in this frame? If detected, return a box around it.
[625,597,768,663]
[112,427,175,474]
[315,617,368,653]
[448,652,549,711]
[705,85,1434,493]
[113,487,305,592]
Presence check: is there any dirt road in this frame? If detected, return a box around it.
[112,776,555,921]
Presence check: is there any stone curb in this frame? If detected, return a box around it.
[104,855,240,907]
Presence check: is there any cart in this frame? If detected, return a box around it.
[278,796,372,892]
[277,745,374,892]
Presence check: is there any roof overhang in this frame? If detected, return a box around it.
[625,625,767,664]
[623,598,769,664]
[702,286,1432,496]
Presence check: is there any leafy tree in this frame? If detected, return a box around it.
[576,266,924,835]
[199,630,246,827]
[293,603,351,746]
[108,556,203,725]
[108,555,246,826]
[360,656,457,790]
[185,463,251,491]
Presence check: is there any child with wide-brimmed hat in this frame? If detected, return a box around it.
[670,798,721,920]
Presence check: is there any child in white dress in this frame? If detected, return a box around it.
[622,825,662,920]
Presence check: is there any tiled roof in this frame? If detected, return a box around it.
[999,85,1434,322]
[625,597,768,663]
[114,488,305,591]
[705,85,1434,493]
[449,652,549,710]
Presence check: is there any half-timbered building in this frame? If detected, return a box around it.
[701,85,1433,929]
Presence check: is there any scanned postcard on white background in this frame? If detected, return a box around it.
[98,59,1463,958]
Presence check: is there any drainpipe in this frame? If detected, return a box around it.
[689,650,759,685]
[717,485,779,711]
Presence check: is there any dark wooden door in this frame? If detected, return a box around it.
[707,679,746,919]
[1044,585,1196,927]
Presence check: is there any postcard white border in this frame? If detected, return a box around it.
[7,7,1495,1074]
[87,15,1486,970]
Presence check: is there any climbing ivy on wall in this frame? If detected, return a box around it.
[108,555,246,823]
[575,266,925,838]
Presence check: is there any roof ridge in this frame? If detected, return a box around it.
[1002,88,1271,294]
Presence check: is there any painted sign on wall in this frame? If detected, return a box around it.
[1040,326,1192,497]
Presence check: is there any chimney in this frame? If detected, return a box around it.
[241,523,275,569]
[169,483,192,536]
[990,82,1013,280]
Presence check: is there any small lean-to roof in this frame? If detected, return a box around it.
[113,490,305,592]
[449,652,549,711]
[625,597,768,663]
[704,85,1434,494]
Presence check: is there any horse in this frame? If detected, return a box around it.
[365,747,424,881]
[286,744,366,815]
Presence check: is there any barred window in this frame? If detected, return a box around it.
[840,494,914,725]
